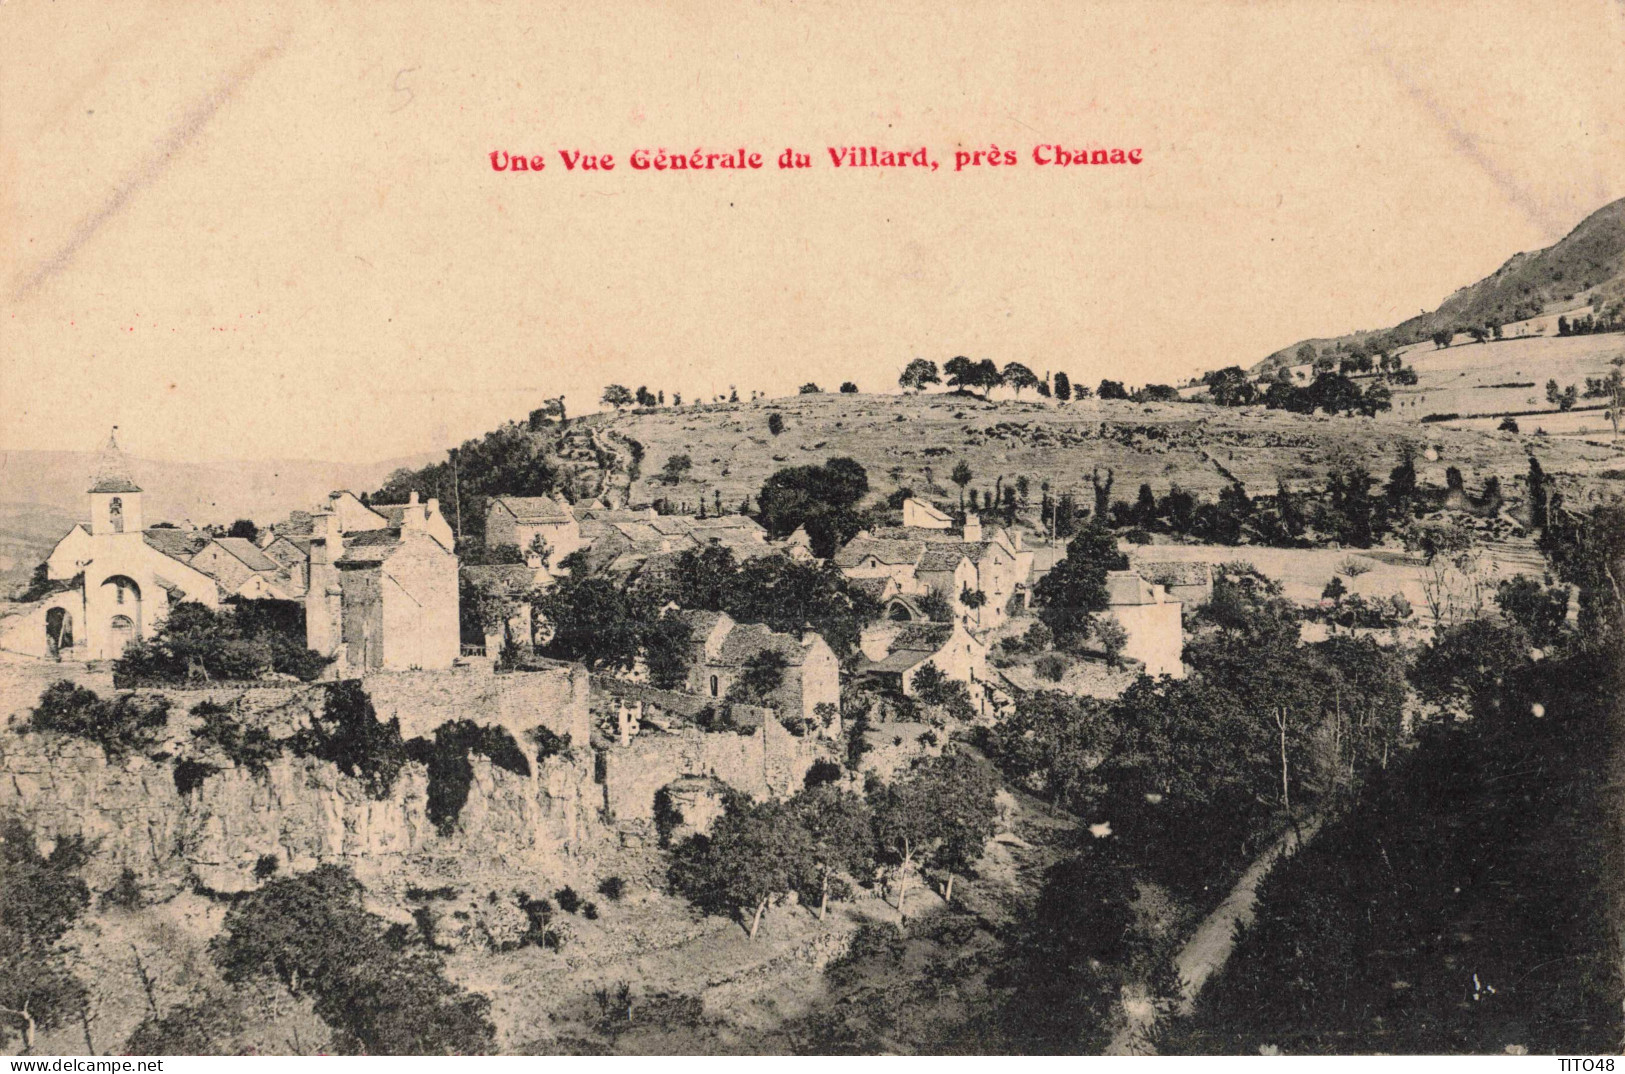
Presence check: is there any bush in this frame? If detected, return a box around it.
[113,600,332,685]
[554,886,582,913]
[582,901,600,920]
[192,699,282,774]
[803,758,843,788]
[527,724,574,763]
[102,867,144,910]
[290,681,406,799]
[28,680,171,761]
[254,854,280,881]
[596,876,626,901]
[1498,416,1520,433]
[173,757,219,795]
[1034,653,1069,682]
[214,865,495,1054]
[408,720,532,835]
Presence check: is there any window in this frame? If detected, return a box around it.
[109,497,124,533]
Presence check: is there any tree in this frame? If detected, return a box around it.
[768,412,784,436]
[839,381,859,393]
[1097,379,1129,400]
[1032,523,1127,644]
[719,554,880,659]
[1494,574,1570,650]
[899,358,941,393]
[1207,366,1255,407]
[950,461,973,508]
[944,356,1002,397]
[534,573,657,672]
[755,458,870,557]
[226,519,259,541]
[1053,371,1072,402]
[788,784,874,920]
[918,752,999,903]
[799,382,823,394]
[1093,615,1128,668]
[1001,362,1040,396]
[659,453,693,486]
[669,800,814,940]
[635,386,656,407]
[0,820,90,1053]
[601,384,634,409]
[214,865,495,1054]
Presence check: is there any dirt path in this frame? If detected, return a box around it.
[1107,817,1322,1054]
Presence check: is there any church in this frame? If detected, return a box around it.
[3,431,462,673]
[16,431,228,661]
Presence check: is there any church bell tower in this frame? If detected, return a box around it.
[88,427,143,536]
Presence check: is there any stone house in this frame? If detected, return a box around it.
[855,618,992,714]
[835,512,1034,631]
[305,492,461,671]
[188,537,294,599]
[1104,569,1185,677]
[485,495,583,569]
[676,610,840,728]
[1133,560,1214,607]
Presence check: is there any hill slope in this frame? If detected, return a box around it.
[1258,198,1625,372]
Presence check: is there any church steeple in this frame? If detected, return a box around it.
[88,427,143,534]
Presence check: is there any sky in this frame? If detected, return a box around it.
[2,0,1623,465]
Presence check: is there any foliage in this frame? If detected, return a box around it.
[1092,614,1128,668]
[908,663,976,723]
[1410,617,1530,718]
[290,681,407,799]
[27,680,170,761]
[716,553,881,660]
[192,699,282,774]
[213,865,495,1054]
[755,457,870,556]
[839,381,859,393]
[799,383,823,394]
[0,819,90,1051]
[114,601,332,685]
[1032,523,1127,643]
[668,798,816,940]
[1494,574,1571,649]
[943,356,1002,396]
[527,724,574,763]
[767,412,784,436]
[1181,645,1621,1054]
[787,783,875,916]
[597,876,626,901]
[977,691,1114,811]
[408,720,532,835]
[898,358,940,392]
[658,453,693,485]
[728,649,788,705]
[533,572,659,672]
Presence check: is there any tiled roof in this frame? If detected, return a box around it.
[462,564,536,588]
[276,511,315,536]
[834,536,925,569]
[890,623,954,653]
[918,544,974,572]
[89,478,142,494]
[143,528,208,561]
[493,495,574,523]
[859,649,933,674]
[335,528,402,564]
[1106,570,1164,606]
[715,622,811,667]
[213,537,280,572]
[1136,561,1213,587]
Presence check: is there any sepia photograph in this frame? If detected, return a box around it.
[1,0,1623,1060]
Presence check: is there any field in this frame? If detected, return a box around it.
[1378,330,1623,440]
[589,389,1622,521]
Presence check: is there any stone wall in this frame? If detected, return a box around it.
[367,661,591,746]
[0,662,608,896]
[599,708,830,824]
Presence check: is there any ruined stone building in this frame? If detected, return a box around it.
[675,610,840,726]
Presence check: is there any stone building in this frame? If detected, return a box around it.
[834,510,1034,630]
[1104,569,1185,677]
[15,433,225,661]
[485,495,584,570]
[304,491,461,672]
[676,610,840,727]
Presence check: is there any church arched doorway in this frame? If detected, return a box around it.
[100,575,142,654]
[109,615,135,653]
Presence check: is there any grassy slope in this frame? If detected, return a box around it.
[592,391,1618,519]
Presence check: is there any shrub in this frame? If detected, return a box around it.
[526,724,574,763]
[839,382,859,393]
[1337,557,1372,578]
[102,867,144,910]
[1034,652,1069,682]
[254,854,280,881]
[290,681,407,799]
[596,876,626,901]
[1499,416,1520,433]
[803,758,843,788]
[768,412,784,436]
[173,757,219,795]
[409,720,532,835]
[582,901,600,920]
[554,886,582,913]
[113,600,332,685]
[28,680,171,761]
[214,865,495,1054]
[192,699,282,774]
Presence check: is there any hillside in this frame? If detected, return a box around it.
[1258,198,1625,373]
[588,392,1619,524]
